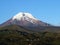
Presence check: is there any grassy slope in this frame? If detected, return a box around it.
[0,25,60,45]
[0,25,35,33]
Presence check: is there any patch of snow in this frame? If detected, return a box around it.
[12,12,37,20]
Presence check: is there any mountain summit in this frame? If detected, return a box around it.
[12,12,37,21]
[12,12,37,24]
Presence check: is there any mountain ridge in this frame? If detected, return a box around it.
[0,12,60,32]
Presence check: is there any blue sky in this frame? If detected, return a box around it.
[0,0,60,26]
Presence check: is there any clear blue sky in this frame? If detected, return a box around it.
[0,0,60,26]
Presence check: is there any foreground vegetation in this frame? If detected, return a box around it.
[0,29,60,45]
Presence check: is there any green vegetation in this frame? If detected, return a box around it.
[0,25,60,45]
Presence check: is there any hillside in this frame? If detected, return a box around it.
[0,25,60,45]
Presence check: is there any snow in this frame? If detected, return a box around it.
[12,12,37,20]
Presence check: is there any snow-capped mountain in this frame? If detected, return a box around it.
[12,12,38,24]
[0,12,52,31]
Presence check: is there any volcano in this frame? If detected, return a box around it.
[0,12,60,32]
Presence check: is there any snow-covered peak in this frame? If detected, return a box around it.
[12,12,37,20]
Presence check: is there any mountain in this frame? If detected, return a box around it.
[1,12,51,27]
[0,12,60,32]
